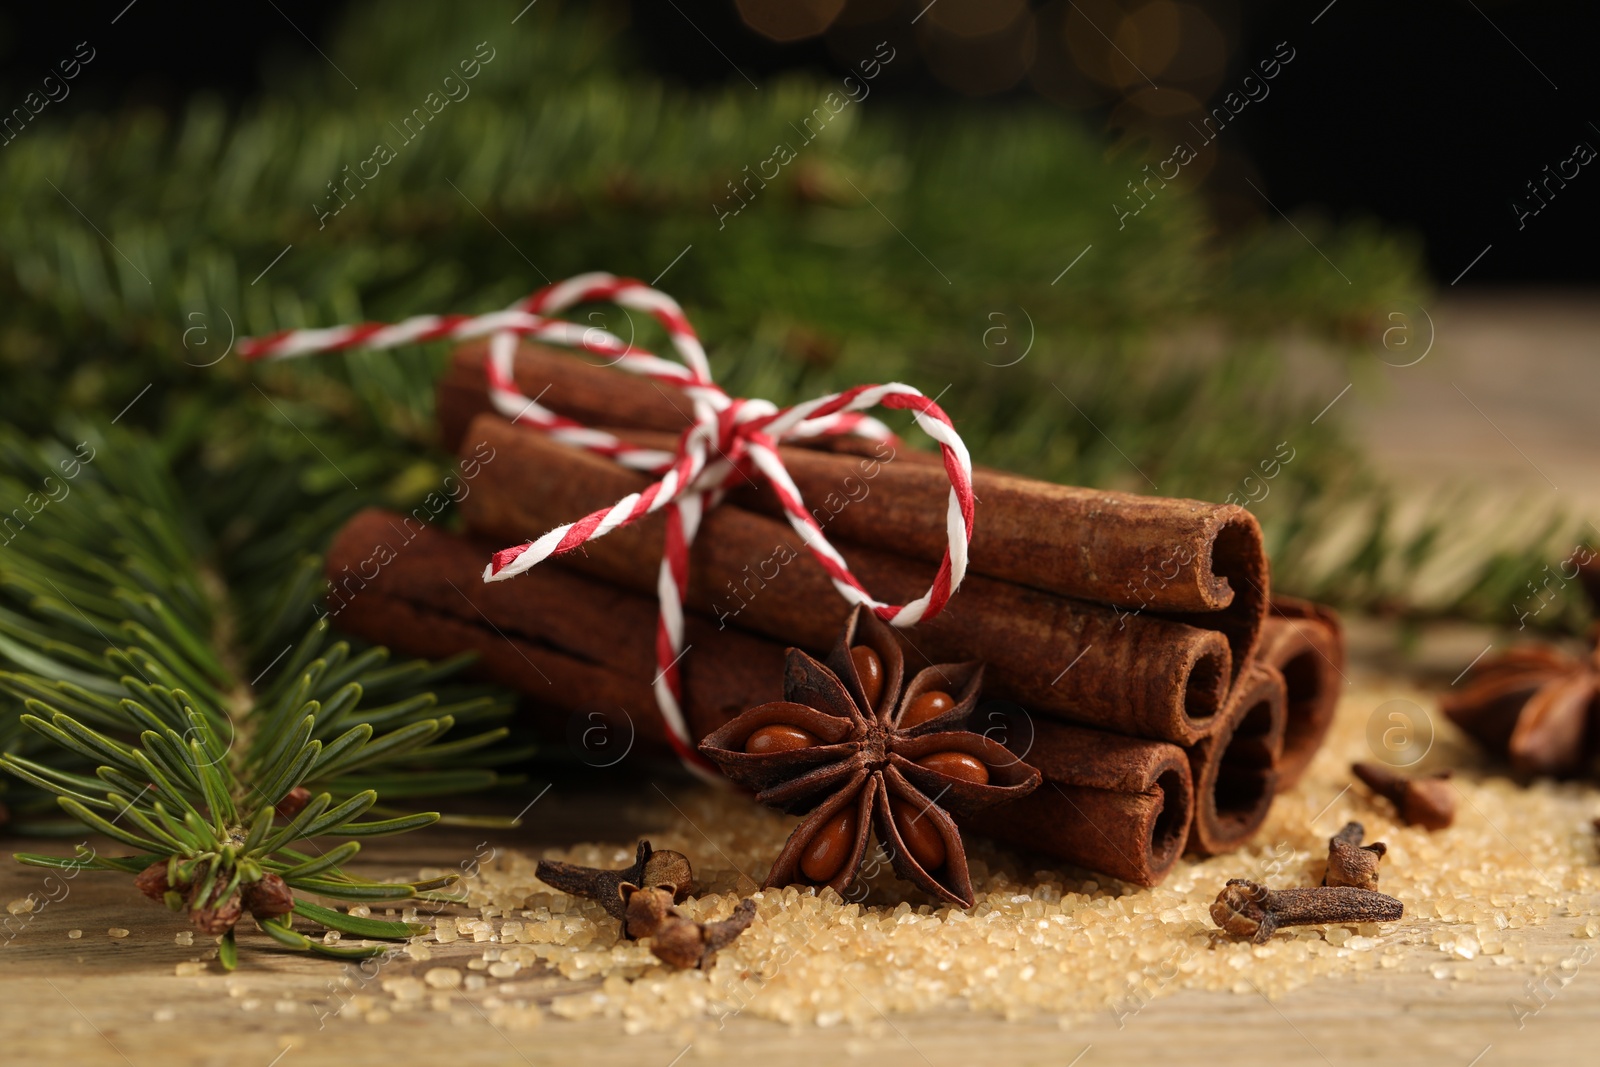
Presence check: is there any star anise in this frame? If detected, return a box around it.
[1440,636,1600,776]
[697,605,1041,908]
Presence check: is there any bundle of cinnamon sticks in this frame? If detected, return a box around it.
[324,343,1345,888]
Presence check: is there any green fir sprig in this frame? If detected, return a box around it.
[0,425,526,965]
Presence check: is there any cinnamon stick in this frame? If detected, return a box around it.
[1186,662,1287,856]
[325,510,1212,886]
[437,341,696,449]
[438,343,1268,680]
[1258,597,1346,792]
[617,425,1265,678]
[323,509,782,754]
[456,413,1234,746]
[963,709,1194,887]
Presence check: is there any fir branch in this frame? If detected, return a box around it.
[0,426,521,966]
[0,2,1475,624]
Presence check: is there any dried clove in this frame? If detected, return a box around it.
[1321,821,1387,891]
[1351,761,1456,830]
[1211,880,1403,943]
[534,840,693,923]
[623,885,676,939]
[626,888,758,970]
[535,841,756,969]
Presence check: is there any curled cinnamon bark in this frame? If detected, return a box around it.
[438,343,1269,682]
[456,414,1233,746]
[962,709,1194,887]
[611,425,1267,683]
[324,511,1289,886]
[325,509,783,753]
[1186,662,1286,856]
[1258,597,1346,792]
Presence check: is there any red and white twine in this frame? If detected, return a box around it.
[240,273,976,780]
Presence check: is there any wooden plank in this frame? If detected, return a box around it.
[4,687,1599,1065]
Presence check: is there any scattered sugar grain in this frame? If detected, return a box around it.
[425,968,462,989]
[382,977,426,1002]
[357,680,1600,1032]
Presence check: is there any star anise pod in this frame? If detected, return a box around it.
[697,605,1041,908]
[1440,637,1600,776]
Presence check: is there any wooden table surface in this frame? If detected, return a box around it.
[4,745,1598,1067]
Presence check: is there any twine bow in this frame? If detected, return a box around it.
[240,273,976,780]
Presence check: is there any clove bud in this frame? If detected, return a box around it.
[1351,762,1456,830]
[534,840,756,969]
[626,888,758,970]
[534,840,693,923]
[1211,879,1403,943]
[1321,821,1387,891]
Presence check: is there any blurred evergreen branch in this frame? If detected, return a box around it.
[0,0,1586,656]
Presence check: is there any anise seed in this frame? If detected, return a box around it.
[900,690,955,728]
[744,723,817,755]
[800,808,857,882]
[851,646,884,709]
[891,799,947,870]
[914,751,990,785]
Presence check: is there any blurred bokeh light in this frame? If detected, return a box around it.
[744,0,1245,200]
[735,0,849,42]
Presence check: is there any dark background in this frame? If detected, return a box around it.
[2,0,1593,284]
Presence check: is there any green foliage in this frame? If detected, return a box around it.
[0,426,523,964]
[0,4,1411,469]
[0,0,1580,686]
